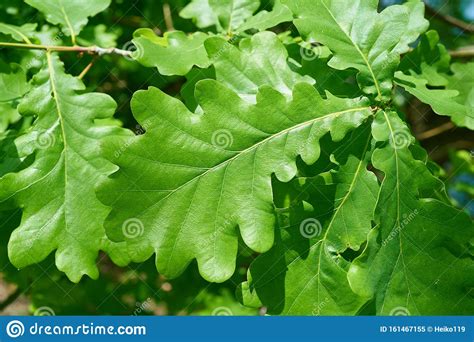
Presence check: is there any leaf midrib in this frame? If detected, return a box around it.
[380,111,417,314]
[59,0,76,45]
[0,23,32,44]
[142,106,372,214]
[286,132,372,314]
[320,1,382,99]
[46,51,69,230]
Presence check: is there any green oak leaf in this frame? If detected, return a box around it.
[282,0,429,101]
[24,0,111,44]
[180,0,260,33]
[0,130,26,178]
[0,22,37,44]
[98,81,374,283]
[132,28,210,76]
[446,63,474,112]
[0,62,29,132]
[299,56,362,99]
[0,103,21,133]
[395,31,474,130]
[205,31,314,101]
[237,0,292,32]
[180,0,216,29]
[0,62,29,102]
[0,53,131,282]
[238,125,379,315]
[348,111,474,315]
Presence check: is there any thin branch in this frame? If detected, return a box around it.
[163,3,175,31]
[424,2,474,33]
[402,46,474,59]
[449,46,474,58]
[0,42,133,58]
[78,57,98,80]
[416,122,455,140]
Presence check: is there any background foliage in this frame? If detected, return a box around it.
[0,0,472,315]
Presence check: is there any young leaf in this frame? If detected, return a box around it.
[0,62,29,132]
[181,0,260,33]
[0,23,37,44]
[282,0,429,101]
[0,54,131,282]
[132,29,210,76]
[237,0,293,32]
[180,0,216,29]
[205,31,314,101]
[348,111,474,315]
[239,125,379,315]
[24,0,111,44]
[98,81,373,283]
[0,62,29,102]
[395,31,474,129]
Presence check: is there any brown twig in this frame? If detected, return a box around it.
[0,42,133,58]
[424,2,474,33]
[163,3,175,31]
[449,46,474,58]
[416,121,455,140]
[78,56,99,80]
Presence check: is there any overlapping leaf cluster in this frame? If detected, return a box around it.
[0,0,472,315]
